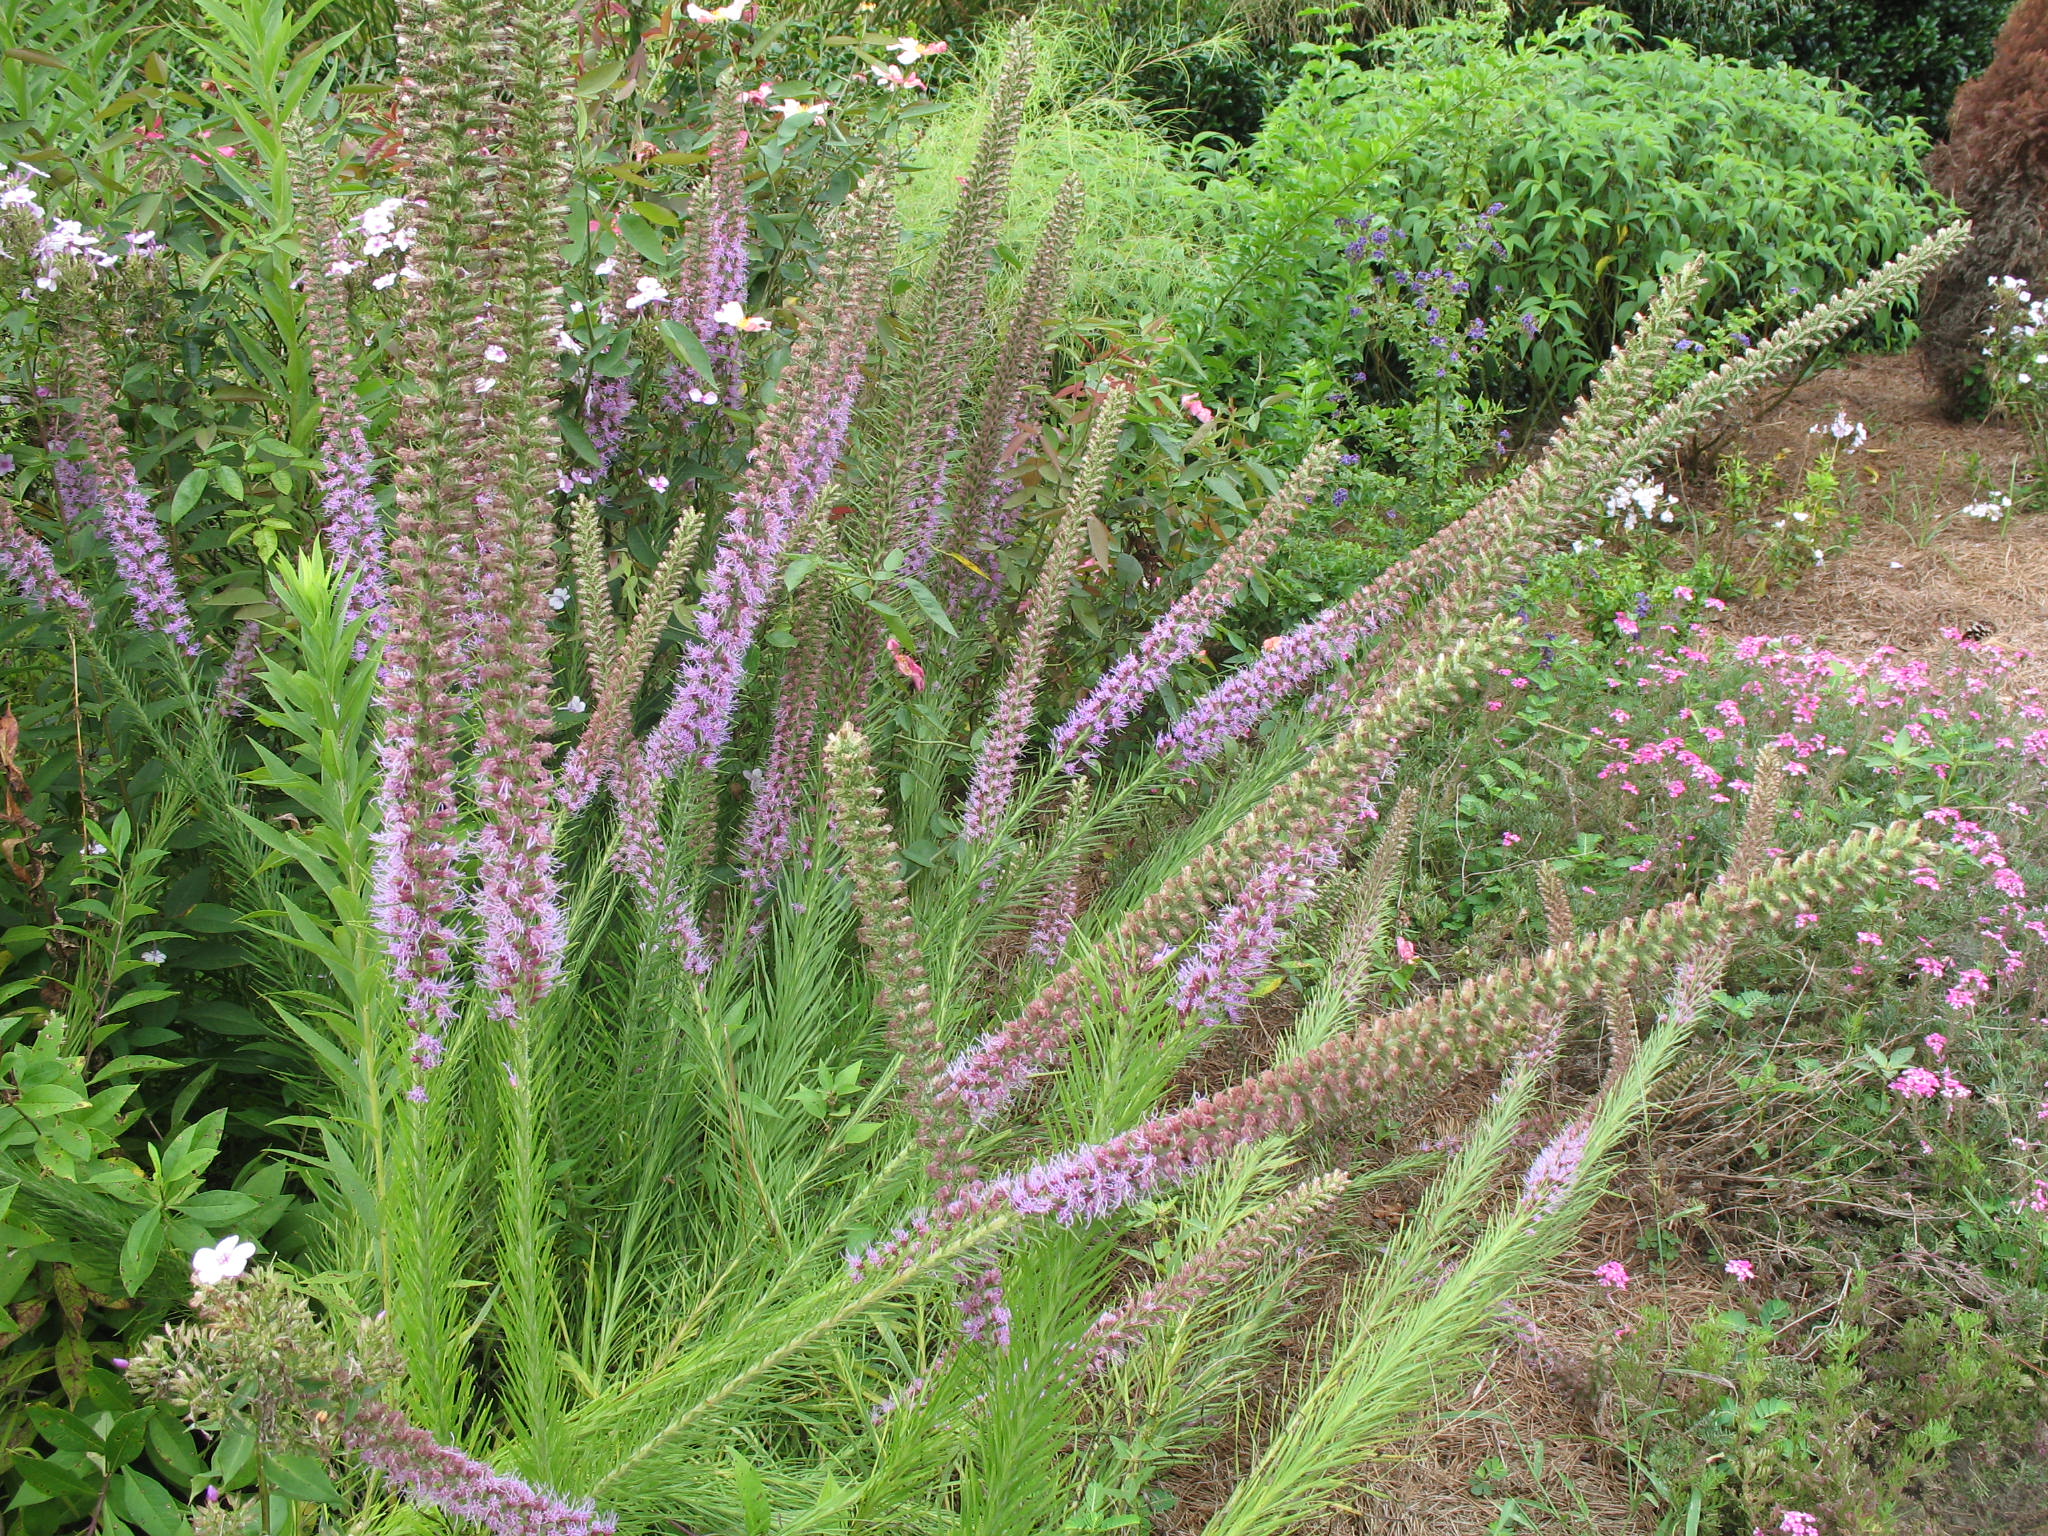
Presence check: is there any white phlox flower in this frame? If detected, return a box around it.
[192,1235,256,1287]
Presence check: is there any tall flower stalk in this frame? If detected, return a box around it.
[666,88,749,413]
[868,820,1934,1269]
[374,0,508,1057]
[463,0,576,1021]
[883,25,1033,573]
[959,384,1126,842]
[372,0,575,1038]
[1053,442,1335,771]
[951,176,1082,605]
[824,723,973,1190]
[735,591,834,895]
[643,179,897,780]
[302,195,385,631]
[345,1399,617,1536]
[62,335,197,654]
[1082,1170,1347,1372]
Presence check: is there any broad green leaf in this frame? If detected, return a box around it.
[658,319,719,385]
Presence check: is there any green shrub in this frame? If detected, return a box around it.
[1190,8,1943,419]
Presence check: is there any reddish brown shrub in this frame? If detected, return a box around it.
[1923,0,2048,415]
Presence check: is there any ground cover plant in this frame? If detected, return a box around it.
[0,2,2044,1534]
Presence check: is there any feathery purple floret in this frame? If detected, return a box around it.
[1025,867,1082,966]
[1519,1117,1591,1222]
[1053,443,1332,771]
[343,1398,616,1536]
[0,495,92,623]
[568,376,633,493]
[956,1265,1012,1350]
[735,603,830,895]
[69,347,197,654]
[47,435,98,527]
[319,420,385,627]
[97,468,197,654]
[1171,843,1331,1026]
[664,92,749,415]
[215,619,263,717]
[306,227,386,631]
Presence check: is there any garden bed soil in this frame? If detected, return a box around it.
[1700,351,2044,678]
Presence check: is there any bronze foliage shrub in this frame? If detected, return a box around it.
[1924,0,2048,415]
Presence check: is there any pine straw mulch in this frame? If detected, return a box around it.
[1679,350,2046,681]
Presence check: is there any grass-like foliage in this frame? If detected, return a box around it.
[0,1,1993,1532]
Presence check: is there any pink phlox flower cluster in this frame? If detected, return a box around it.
[1725,1257,1755,1281]
[1891,1066,1970,1100]
[1945,968,1990,1011]
[1593,1261,1630,1290]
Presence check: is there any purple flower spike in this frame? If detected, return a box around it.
[0,493,93,624]
[343,1398,617,1536]
[1172,843,1331,1027]
[1054,443,1333,771]
[68,343,198,654]
[644,179,896,780]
